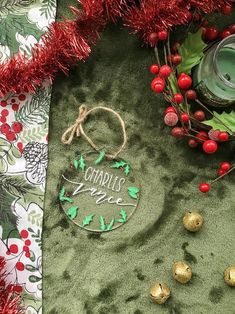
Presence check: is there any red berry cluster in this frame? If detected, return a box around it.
[199,162,233,193]
[6,229,31,261]
[0,95,25,153]
[203,22,235,42]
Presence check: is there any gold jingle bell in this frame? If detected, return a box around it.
[172,261,192,284]
[149,282,171,304]
[183,211,203,232]
[224,266,235,287]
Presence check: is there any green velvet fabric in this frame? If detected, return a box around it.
[43,1,235,313]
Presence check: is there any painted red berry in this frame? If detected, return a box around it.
[181,113,190,123]
[0,123,10,134]
[165,106,176,114]
[186,89,197,100]
[218,131,229,142]
[149,64,159,75]
[194,110,205,121]
[23,246,29,253]
[199,183,211,193]
[0,116,6,123]
[196,131,208,142]
[221,29,231,39]
[149,32,158,45]
[18,94,26,101]
[14,285,23,293]
[164,112,178,126]
[159,65,172,78]
[173,93,183,104]
[188,139,198,148]
[12,104,19,111]
[20,229,29,239]
[17,142,24,154]
[151,77,165,93]
[9,244,18,254]
[171,127,185,138]
[6,131,16,142]
[157,30,168,41]
[1,109,9,117]
[16,262,24,271]
[220,162,231,172]
[172,54,182,65]
[204,27,219,41]
[25,252,31,258]
[0,100,7,107]
[25,239,31,246]
[202,140,218,154]
[12,122,23,133]
[222,4,233,15]
[178,75,192,90]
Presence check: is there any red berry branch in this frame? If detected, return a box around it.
[148,15,235,192]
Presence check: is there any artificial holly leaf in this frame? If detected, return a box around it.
[79,154,86,171]
[168,73,179,95]
[110,160,126,169]
[95,150,105,165]
[106,218,115,231]
[73,159,79,170]
[99,215,106,231]
[177,29,207,74]
[124,164,130,176]
[203,111,235,135]
[128,186,139,199]
[67,206,79,220]
[82,214,95,227]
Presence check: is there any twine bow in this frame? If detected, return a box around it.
[61,104,127,159]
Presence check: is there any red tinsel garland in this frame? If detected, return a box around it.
[0,0,230,97]
[0,257,24,314]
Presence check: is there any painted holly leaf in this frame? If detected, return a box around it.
[106,218,115,231]
[82,214,95,227]
[62,197,73,203]
[67,206,79,220]
[99,215,106,231]
[117,208,127,223]
[124,164,130,176]
[73,159,79,170]
[59,186,65,200]
[95,150,105,165]
[79,154,86,171]
[59,186,73,203]
[110,160,126,169]
[177,29,207,74]
[128,187,139,199]
[204,111,235,135]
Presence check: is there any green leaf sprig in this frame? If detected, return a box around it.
[59,186,73,203]
[128,187,139,199]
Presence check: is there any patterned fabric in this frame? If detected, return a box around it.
[0,1,56,313]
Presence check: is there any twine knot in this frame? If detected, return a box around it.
[61,104,127,159]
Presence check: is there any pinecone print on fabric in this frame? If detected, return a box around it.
[23,142,48,184]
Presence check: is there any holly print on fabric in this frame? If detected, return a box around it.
[0,1,56,313]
